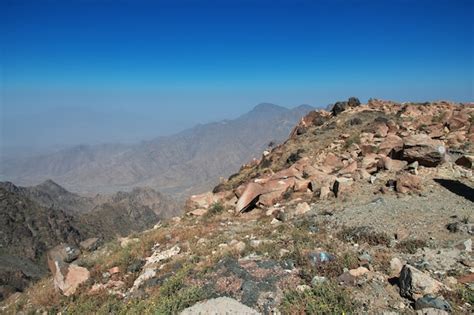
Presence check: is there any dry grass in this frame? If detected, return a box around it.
[27,278,61,309]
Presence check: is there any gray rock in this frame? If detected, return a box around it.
[415,308,450,315]
[180,297,261,314]
[79,238,100,251]
[414,295,451,312]
[399,265,443,300]
[311,276,328,286]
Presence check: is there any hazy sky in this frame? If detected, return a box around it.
[1,0,473,150]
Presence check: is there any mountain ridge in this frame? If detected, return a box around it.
[1,103,315,198]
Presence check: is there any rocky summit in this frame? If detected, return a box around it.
[1,99,473,314]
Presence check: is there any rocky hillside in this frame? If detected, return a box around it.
[0,181,180,301]
[0,187,85,300]
[1,104,314,198]
[2,99,473,314]
[0,180,95,214]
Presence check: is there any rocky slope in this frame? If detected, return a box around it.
[2,99,473,314]
[0,181,180,301]
[0,180,95,214]
[1,104,314,198]
[0,187,85,300]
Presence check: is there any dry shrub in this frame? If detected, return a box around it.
[27,278,61,309]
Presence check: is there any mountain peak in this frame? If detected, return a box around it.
[251,103,287,113]
[35,179,70,195]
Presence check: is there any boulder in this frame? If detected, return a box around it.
[414,295,451,312]
[374,123,389,138]
[189,208,207,216]
[415,309,449,315]
[294,179,311,192]
[390,257,404,276]
[323,153,344,170]
[399,265,443,300]
[379,134,404,156]
[333,178,353,198]
[48,244,81,264]
[236,182,263,213]
[338,161,358,175]
[402,134,446,167]
[332,101,348,116]
[79,238,100,251]
[181,297,261,315]
[47,246,89,296]
[361,153,380,173]
[131,245,181,292]
[396,174,421,194]
[455,155,473,169]
[349,266,369,277]
[378,156,408,172]
[294,202,311,215]
[347,97,361,107]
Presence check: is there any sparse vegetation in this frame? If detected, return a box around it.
[338,226,391,246]
[280,282,357,314]
[206,202,225,216]
[396,239,427,254]
[344,134,361,148]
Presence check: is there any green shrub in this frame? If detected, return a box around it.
[207,202,224,216]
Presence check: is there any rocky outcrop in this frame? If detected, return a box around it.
[402,134,446,167]
[47,244,90,296]
[398,265,443,300]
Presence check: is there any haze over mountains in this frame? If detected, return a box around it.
[1,103,314,198]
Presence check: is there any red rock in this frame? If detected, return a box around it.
[270,167,302,180]
[109,267,120,274]
[333,178,353,198]
[448,114,469,131]
[386,120,399,134]
[361,153,380,173]
[319,185,331,200]
[294,179,311,192]
[189,208,208,216]
[425,124,444,138]
[338,161,357,175]
[374,123,389,137]
[378,156,407,172]
[323,153,343,170]
[457,273,474,284]
[47,247,90,297]
[360,144,377,155]
[236,182,263,213]
[396,174,421,194]
[378,134,403,156]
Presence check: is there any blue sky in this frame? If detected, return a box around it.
[1,0,473,149]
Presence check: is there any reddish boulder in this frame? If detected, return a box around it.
[236,182,263,213]
[378,156,407,172]
[338,161,358,175]
[323,153,344,171]
[47,245,90,296]
[379,134,403,156]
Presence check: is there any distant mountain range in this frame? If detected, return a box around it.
[1,103,314,199]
